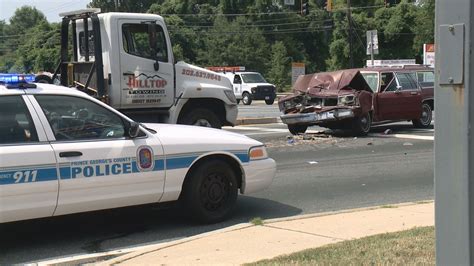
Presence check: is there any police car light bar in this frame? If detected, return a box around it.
[0,74,37,89]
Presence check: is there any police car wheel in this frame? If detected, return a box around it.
[183,159,238,224]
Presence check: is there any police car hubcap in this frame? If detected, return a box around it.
[200,174,228,210]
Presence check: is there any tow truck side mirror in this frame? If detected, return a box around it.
[126,121,140,138]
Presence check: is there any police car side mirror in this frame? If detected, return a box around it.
[127,121,140,138]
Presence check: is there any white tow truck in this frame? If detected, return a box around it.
[39,9,237,128]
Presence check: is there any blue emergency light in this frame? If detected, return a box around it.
[0,74,36,88]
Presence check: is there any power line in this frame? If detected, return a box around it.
[168,19,333,29]
[162,11,297,17]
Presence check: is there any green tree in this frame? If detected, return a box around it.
[267,41,290,92]
[88,0,157,12]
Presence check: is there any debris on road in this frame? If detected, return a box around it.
[403,142,414,146]
[367,142,373,146]
[308,161,319,165]
[286,135,295,144]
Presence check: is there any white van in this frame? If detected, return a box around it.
[224,72,276,105]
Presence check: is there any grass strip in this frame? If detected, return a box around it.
[247,226,434,265]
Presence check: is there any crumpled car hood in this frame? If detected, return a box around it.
[293,69,373,96]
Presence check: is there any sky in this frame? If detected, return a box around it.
[0,0,91,23]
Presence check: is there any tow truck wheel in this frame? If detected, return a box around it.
[265,98,275,105]
[412,103,432,128]
[242,92,252,105]
[182,159,238,223]
[179,108,221,129]
[351,112,371,136]
[288,124,308,135]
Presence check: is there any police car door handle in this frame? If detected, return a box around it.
[59,151,83,158]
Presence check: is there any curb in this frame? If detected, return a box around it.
[36,200,433,265]
[97,223,254,266]
[100,201,433,265]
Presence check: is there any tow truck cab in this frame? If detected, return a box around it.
[49,9,237,128]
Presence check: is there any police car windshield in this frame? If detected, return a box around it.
[241,73,266,83]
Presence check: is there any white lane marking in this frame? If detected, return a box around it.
[371,133,434,141]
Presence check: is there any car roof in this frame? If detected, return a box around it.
[0,82,90,97]
[359,65,434,72]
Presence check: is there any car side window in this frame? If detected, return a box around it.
[397,73,417,91]
[417,71,435,88]
[381,72,397,92]
[0,96,39,144]
[122,23,168,62]
[35,95,126,141]
[233,75,242,84]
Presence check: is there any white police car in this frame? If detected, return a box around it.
[0,74,275,224]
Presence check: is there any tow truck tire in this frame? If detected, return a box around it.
[288,124,308,135]
[351,112,371,136]
[412,103,432,128]
[265,98,275,105]
[180,108,221,129]
[242,92,252,105]
[182,159,238,223]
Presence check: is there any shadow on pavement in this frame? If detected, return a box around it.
[0,196,301,264]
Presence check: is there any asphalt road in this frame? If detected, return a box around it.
[237,100,281,119]
[0,122,434,264]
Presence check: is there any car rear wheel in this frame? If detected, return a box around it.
[412,103,432,128]
[288,124,308,135]
[182,159,238,223]
[351,112,371,136]
[242,92,252,105]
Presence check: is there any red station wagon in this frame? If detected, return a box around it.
[279,66,434,135]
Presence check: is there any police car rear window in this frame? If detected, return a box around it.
[0,96,39,144]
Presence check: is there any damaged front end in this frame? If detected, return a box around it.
[279,69,373,129]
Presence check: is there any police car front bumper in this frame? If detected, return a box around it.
[241,158,275,194]
[280,108,354,125]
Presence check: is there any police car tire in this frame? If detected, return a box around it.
[183,159,238,224]
[180,109,221,129]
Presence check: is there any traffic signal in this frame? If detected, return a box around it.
[301,0,309,16]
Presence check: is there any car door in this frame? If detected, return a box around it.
[30,94,165,216]
[0,94,59,223]
[376,72,422,121]
[233,74,243,99]
[119,19,175,109]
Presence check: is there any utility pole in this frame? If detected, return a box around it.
[435,0,474,264]
[347,0,354,68]
[114,0,119,11]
